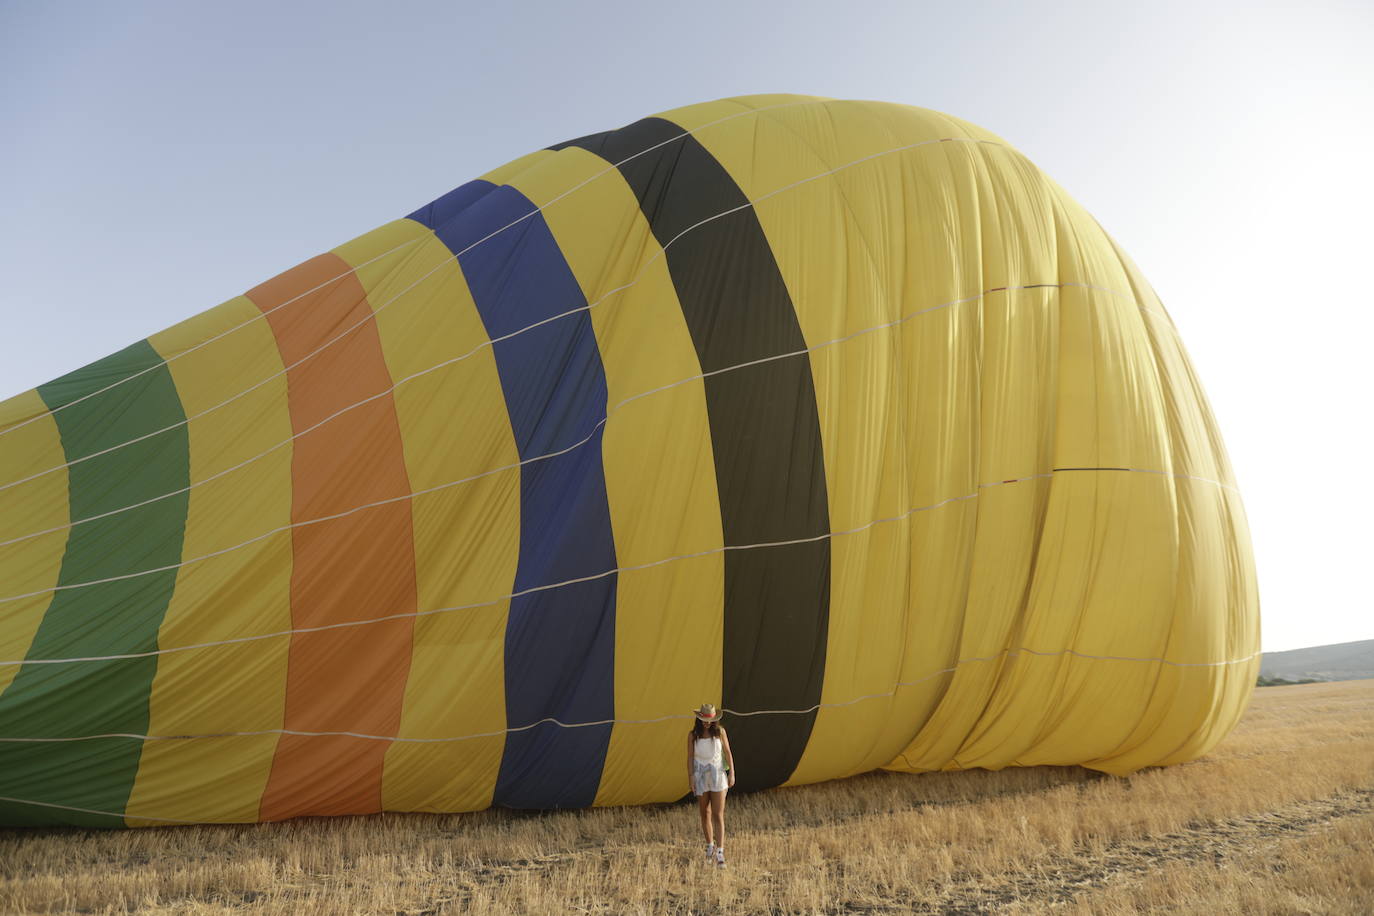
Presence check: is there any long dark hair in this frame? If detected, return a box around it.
[692,718,722,739]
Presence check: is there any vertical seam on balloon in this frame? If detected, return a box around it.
[510,156,724,808]
[249,276,304,823]
[0,404,69,704]
[248,253,418,821]
[0,339,189,827]
[345,248,426,816]
[743,100,928,780]
[553,117,833,792]
[413,183,618,809]
[1103,227,1216,765]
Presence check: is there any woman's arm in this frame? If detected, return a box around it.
[687,733,695,789]
[720,727,736,788]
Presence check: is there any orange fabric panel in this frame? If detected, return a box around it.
[246,254,418,820]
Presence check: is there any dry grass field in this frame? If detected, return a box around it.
[2,679,1371,914]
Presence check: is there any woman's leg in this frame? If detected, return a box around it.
[697,792,714,845]
[709,790,726,853]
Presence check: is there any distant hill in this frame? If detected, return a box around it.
[1260,639,1374,683]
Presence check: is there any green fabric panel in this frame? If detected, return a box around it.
[0,340,189,828]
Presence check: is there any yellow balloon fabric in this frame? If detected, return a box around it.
[0,95,1259,827]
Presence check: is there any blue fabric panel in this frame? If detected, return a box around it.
[408,182,617,808]
[406,180,498,232]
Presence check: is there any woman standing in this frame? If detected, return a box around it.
[688,703,736,868]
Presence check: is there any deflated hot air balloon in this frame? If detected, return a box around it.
[0,94,1259,827]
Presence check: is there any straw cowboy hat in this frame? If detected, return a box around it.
[693,703,721,722]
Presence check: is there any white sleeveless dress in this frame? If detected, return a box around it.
[692,736,729,795]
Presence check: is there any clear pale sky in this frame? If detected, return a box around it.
[2,0,1370,652]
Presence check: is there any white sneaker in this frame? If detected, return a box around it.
[715,847,726,869]
[705,842,715,863]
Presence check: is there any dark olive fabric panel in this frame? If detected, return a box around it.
[0,340,189,827]
[553,118,831,792]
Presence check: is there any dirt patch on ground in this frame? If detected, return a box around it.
[885,788,1374,914]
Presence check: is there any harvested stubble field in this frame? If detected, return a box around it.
[2,679,1371,915]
